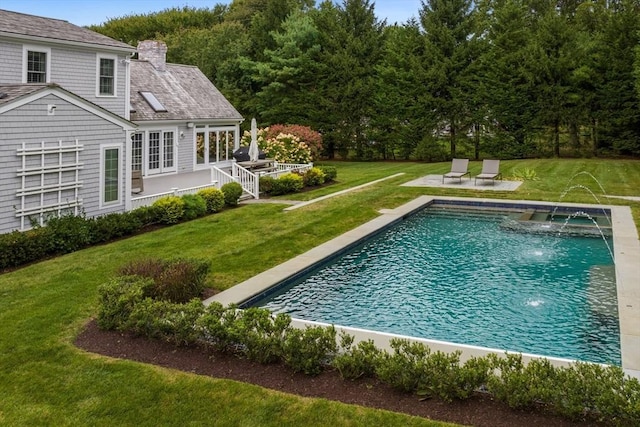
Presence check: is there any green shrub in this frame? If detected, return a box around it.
[510,167,540,181]
[303,167,325,186]
[317,165,337,182]
[0,227,51,271]
[181,194,207,220]
[153,196,185,224]
[282,325,337,375]
[552,362,640,423]
[375,339,431,393]
[375,339,487,401]
[130,205,162,225]
[118,257,211,303]
[89,212,142,243]
[96,276,151,330]
[232,308,291,364]
[45,213,92,254]
[197,302,244,353]
[197,188,225,213]
[126,298,205,346]
[486,353,559,410]
[333,333,382,380]
[221,182,243,206]
[271,173,304,196]
[259,176,276,195]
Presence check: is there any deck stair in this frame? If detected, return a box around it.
[213,160,313,200]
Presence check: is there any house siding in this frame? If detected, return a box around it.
[0,93,128,233]
[0,40,128,117]
[0,41,22,82]
[179,127,195,173]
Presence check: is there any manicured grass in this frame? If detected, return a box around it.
[1,159,638,426]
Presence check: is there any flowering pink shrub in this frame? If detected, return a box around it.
[241,124,322,163]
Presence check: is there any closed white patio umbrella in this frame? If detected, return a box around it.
[249,118,260,162]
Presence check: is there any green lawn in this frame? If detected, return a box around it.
[1,159,638,426]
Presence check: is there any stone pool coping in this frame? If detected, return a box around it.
[205,196,640,377]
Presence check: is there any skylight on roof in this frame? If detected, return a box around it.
[139,91,167,112]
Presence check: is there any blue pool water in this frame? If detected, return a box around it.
[253,207,620,365]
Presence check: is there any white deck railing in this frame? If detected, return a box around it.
[130,182,219,210]
[231,163,259,199]
[258,162,313,179]
[130,162,314,209]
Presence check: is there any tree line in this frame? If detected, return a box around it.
[92,0,640,160]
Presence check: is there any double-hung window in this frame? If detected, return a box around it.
[96,55,117,96]
[23,46,50,83]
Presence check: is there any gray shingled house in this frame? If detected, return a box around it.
[129,41,244,202]
[0,10,243,234]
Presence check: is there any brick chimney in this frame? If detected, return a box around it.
[137,40,167,71]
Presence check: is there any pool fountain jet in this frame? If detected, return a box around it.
[551,172,612,226]
[557,211,614,261]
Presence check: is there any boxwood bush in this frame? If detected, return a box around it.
[95,271,640,426]
[302,167,325,186]
[181,194,207,220]
[270,173,304,195]
[317,165,337,182]
[221,182,243,206]
[198,188,225,213]
[153,196,185,224]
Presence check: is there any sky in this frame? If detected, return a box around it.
[1,0,422,27]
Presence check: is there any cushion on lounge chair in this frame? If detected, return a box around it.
[443,158,470,183]
[475,159,502,185]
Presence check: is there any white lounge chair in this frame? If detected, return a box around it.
[442,158,470,183]
[475,159,502,185]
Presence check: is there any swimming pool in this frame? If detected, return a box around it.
[207,196,640,373]
[251,206,618,364]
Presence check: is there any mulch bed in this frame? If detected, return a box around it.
[75,320,605,427]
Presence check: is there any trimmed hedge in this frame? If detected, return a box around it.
[0,190,225,271]
[96,274,640,425]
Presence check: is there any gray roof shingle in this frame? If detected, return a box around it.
[130,60,243,122]
[0,83,49,106]
[0,9,134,51]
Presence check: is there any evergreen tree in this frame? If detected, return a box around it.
[419,0,477,158]
[373,22,433,160]
[255,11,322,125]
[477,0,539,158]
[594,0,640,155]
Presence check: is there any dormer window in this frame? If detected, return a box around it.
[96,54,117,96]
[23,45,51,83]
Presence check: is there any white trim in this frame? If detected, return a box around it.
[95,53,118,97]
[22,44,51,83]
[100,143,124,208]
[125,130,133,211]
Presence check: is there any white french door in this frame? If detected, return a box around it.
[144,130,176,175]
